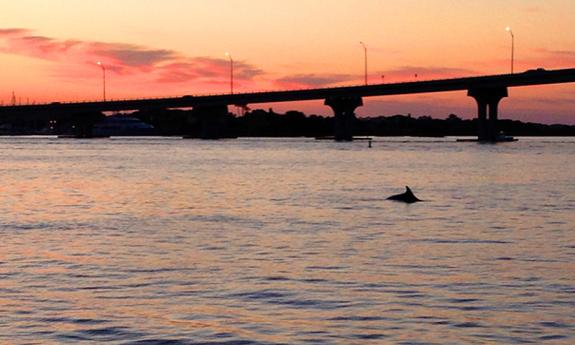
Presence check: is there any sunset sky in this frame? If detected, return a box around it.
[1,0,574,123]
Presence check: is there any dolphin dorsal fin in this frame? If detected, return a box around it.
[387,186,421,203]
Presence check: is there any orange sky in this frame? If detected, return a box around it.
[1,0,574,123]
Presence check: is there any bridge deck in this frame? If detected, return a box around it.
[2,68,575,113]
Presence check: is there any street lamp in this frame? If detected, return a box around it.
[360,41,368,86]
[505,27,515,74]
[225,52,234,94]
[97,61,106,101]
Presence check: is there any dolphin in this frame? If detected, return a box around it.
[387,186,422,203]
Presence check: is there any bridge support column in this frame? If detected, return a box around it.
[190,105,232,139]
[324,96,363,141]
[66,112,105,138]
[468,87,508,142]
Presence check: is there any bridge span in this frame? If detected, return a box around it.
[2,68,575,141]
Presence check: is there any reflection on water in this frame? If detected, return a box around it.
[1,136,574,344]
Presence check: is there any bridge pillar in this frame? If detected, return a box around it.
[190,104,233,139]
[468,87,508,142]
[65,112,105,138]
[324,96,363,141]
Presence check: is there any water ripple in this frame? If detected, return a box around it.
[1,137,574,344]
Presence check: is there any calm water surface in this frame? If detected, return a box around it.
[0,136,574,344]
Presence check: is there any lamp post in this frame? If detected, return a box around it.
[97,61,106,101]
[505,27,515,74]
[225,52,234,94]
[360,41,368,86]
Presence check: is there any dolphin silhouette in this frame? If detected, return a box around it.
[387,186,422,203]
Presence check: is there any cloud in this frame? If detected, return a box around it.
[0,28,31,36]
[508,48,575,70]
[0,33,81,59]
[275,73,357,88]
[0,27,263,84]
[91,43,177,68]
[154,62,204,83]
[0,29,176,71]
[382,66,478,81]
[524,96,575,106]
[155,57,264,84]
[536,49,575,66]
[235,62,264,79]
[272,66,480,89]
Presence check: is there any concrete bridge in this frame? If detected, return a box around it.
[2,67,575,141]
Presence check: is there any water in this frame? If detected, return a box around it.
[0,136,574,344]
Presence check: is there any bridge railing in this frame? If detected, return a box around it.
[0,73,489,108]
[2,68,572,109]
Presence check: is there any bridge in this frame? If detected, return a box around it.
[2,67,575,141]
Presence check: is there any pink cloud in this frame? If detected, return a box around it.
[0,33,82,60]
[525,96,575,106]
[485,48,575,72]
[90,42,176,68]
[0,28,31,36]
[272,66,480,89]
[534,48,575,67]
[155,62,204,83]
[154,57,263,85]
[380,66,479,82]
[274,73,357,88]
[0,27,263,85]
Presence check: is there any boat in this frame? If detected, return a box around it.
[456,133,518,143]
[92,115,156,137]
[495,134,518,142]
